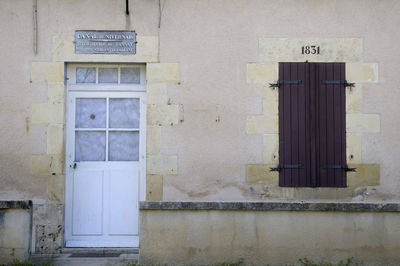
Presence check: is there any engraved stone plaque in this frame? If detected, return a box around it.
[75,30,136,54]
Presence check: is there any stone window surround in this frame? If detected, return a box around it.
[245,38,380,198]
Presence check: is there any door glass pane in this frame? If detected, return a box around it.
[75,131,106,161]
[109,98,140,128]
[108,131,139,161]
[76,67,96,83]
[75,98,106,128]
[120,68,140,84]
[98,68,118,83]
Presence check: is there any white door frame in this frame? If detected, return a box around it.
[64,63,146,247]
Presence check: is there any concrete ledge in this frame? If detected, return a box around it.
[140,201,400,212]
[0,200,32,209]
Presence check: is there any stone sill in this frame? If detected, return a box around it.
[140,201,400,212]
[0,200,32,209]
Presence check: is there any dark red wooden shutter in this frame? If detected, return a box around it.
[278,62,346,187]
[316,63,346,187]
[279,63,309,186]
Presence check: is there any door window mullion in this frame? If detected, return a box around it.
[108,128,139,131]
[75,128,107,131]
[106,97,109,162]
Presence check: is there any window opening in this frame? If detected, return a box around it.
[275,62,351,187]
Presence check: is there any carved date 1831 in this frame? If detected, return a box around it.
[301,46,320,55]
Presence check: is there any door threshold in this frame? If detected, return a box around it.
[61,247,139,255]
[31,249,139,265]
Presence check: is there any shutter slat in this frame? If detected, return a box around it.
[322,63,331,186]
[282,63,292,186]
[327,63,335,186]
[333,63,342,186]
[341,63,347,186]
[298,63,307,186]
[278,63,285,186]
[304,63,312,186]
[290,63,299,186]
[310,63,318,187]
[318,63,327,186]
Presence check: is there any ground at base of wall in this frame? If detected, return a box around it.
[29,253,138,266]
[0,256,365,266]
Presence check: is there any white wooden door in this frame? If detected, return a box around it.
[65,65,146,247]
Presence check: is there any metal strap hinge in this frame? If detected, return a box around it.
[323,165,356,172]
[270,164,303,172]
[323,80,355,88]
[269,80,302,88]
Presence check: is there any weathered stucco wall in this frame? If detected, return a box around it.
[1,0,399,205]
[140,207,400,265]
[0,0,159,202]
[0,0,161,253]
[157,0,399,200]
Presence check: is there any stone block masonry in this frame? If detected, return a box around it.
[145,63,182,200]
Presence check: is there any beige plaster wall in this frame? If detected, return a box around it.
[0,0,161,253]
[158,0,399,200]
[0,0,159,202]
[140,210,400,265]
[0,0,399,206]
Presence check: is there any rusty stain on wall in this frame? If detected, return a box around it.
[35,225,62,253]
[25,117,30,133]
